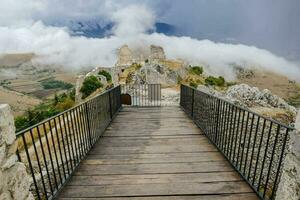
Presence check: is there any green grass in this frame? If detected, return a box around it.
[15,90,75,132]
[41,79,73,90]
[287,93,300,107]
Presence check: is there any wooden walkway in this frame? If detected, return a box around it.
[58,107,258,200]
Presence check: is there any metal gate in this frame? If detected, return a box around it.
[121,84,161,107]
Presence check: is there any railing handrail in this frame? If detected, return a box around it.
[180,84,293,200]
[15,85,122,200]
[16,85,121,137]
[182,84,295,130]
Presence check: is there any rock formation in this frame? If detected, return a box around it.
[276,111,300,200]
[224,84,297,115]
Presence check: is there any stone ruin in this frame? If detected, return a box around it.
[115,44,166,67]
[0,104,34,200]
[149,45,166,62]
[116,45,133,66]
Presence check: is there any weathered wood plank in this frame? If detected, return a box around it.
[59,193,258,200]
[59,181,253,198]
[83,152,225,164]
[89,144,218,155]
[75,161,233,175]
[57,107,258,200]
[68,172,242,186]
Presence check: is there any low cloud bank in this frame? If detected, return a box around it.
[0,3,299,81]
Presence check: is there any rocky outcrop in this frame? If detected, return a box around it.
[225,84,297,115]
[0,104,34,200]
[116,45,133,66]
[149,45,166,62]
[276,111,300,200]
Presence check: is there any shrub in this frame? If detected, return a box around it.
[41,79,73,90]
[189,82,198,88]
[14,91,75,132]
[205,76,225,86]
[55,98,75,111]
[190,66,203,75]
[177,75,183,84]
[80,75,103,99]
[98,70,112,82]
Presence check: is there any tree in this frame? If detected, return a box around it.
[80,75,103,99]
[98,70,112,82]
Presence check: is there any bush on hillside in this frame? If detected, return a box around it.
[189,82,198,88]
[98,70,112,82]
[205,76,225,86]
[41,79,73,90]
[15,91,75,132]
[190,66,203,75]
[80,75,103,99]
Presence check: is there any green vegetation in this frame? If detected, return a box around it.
[189,82,198,88]
[98,70,112,82]
[0,80,11,86]
[205,76,225,86]
[287,93,300,107]
[177,75,183,84]
[190,66,203,75]
[132,63,142,70]
[80,75,103,99]
[15,90,75,132]
[41,79,73,90]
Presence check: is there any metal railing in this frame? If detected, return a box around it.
[121,84,161,107]
[16,85,121,200]
[180,84,293,200]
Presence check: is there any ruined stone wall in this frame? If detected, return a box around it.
[276,110,300,200]
[0,104,34,200]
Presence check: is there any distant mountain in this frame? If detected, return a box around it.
[50,20,177,38]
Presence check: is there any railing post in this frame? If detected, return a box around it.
[180,85,182,106]
[215,99,221,144]
[191,88,195,118]
[108,90,113,119]
[84,103,93,147]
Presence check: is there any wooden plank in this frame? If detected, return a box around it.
[58,193,258,200]
[75,161,233,175]
[89,144,217,155]
[58,181,253,198]
[84,152,225,164]
[57,107,258,200]
[68,172,242,186]
[92,137,213,147]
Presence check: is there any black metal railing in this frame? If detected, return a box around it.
[180,84,293,200]
[16,85,121,200]
[121,84,161,106]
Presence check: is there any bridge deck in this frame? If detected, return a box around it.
[58,107,258,200]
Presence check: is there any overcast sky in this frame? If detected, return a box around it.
[1,0,300,80]
[1,0,299,60]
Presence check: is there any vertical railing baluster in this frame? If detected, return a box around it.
[85,103,93,147]
[191,88,195,118]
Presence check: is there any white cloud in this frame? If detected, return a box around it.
[0,1,299,81]
[110,5,155,37]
